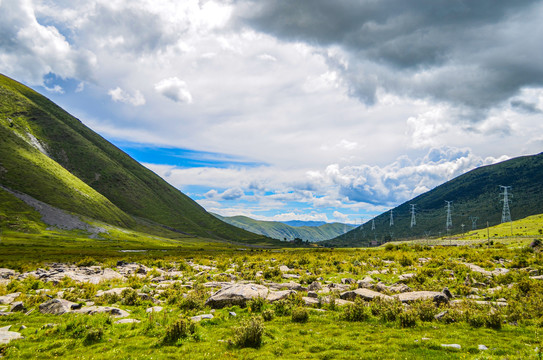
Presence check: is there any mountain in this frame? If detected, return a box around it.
[281,220,328,227]
[0,73,272,245]
[322,153,543,247]
[212,214,354,241]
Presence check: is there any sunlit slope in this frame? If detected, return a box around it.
[325,153,543,247]
[0,73,268,242]
[213,214,354,242]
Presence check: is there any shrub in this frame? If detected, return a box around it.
[465,309,486,328]
[412,299,438,322]
[84,328,103,344]
[371,298,403,322]
[162,318,195,345]
[121,288,140,306]
[233,317,264,348]
[398,255,413,267]
[485,311,502,330]
[342,299,370,322]
[291,307,309,323]
[248,297,266,313]
[262,309,275,321]
[273,299,291,316]
[398,309,417,328]
[179,291,205,311]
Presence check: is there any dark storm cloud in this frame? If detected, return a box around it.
[510,99,542,114]
[232,0,543,114]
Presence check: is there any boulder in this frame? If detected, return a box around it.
[395,291,449,304]
[10,301,26,312]
[357,276,374,289]
[307,281,322,291]
[267,290,296,302]
[341,278,355,284]
[205,284,269,308]
[74,306,129,318]
[146,306,163,313]
[114,318,140,324]
[0,292,21,305]
[191,314,214,322]
[39,299,81,315]
[268,282,306,291]
[387,284,411,293]
[340,288,393,302]
[95,287,129,297]
[398,273,415,282]
[0,330,23,345]
[279,265,290,272]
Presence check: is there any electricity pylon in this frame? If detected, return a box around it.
[445,201,453,231]
[410,204,416,228]
[500,186,512,223]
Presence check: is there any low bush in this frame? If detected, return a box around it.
[232,317,264,348]
[291,307,309,323]
[371,298,403,322]
[248,297,266,313]
[398,309,417,328]
[342,299,370,322]
[262,309,275,321]
[162,318,195,345]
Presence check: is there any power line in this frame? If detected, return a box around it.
[410,204,416,228]
[500,185,512,223]
[445,201,453,231]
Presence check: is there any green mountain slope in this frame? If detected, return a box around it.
[323,153,543,247]
[213,214,354,241]
[0,73,269,243]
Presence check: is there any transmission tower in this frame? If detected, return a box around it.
[469,216,478,230]
[371,219,375,231]
[389,210,394,227]
[410,204,416,228]
[445,201,453,231]
[500,186,512,223]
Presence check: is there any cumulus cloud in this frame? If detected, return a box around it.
[0,0,96,85]
[154,77,193,104]
[108,87,146,106]
[205,187,245,201]
[233,0,543,114]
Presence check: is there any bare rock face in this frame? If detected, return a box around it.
[205,284,269,309]
[39,299,81,315]
[340,288,393,302]
[395,291,449,304]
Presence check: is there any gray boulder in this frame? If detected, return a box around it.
[267,290,296,303]
[10,301,26,312]
[205,284,269,308]
[73,306,129,318]
[395,291,449,304]
[0,292,21,305]
[307,281,322,291]
[0,330,23,345]
[39,299,81,315]
[340,288,393,302]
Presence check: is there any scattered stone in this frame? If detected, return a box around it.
[531,275,543,280]
[39,299,80,315]
[205,284,269,308]
[146,306,163,313]
[114,318,140,324]
[341,278,355,285]
[267,290,296,302]
[0,330,23,345]
[442,287,453,299]
[357,276,374,289]
[307,281,322,292]
[279,265,290,272]
[441,344,461,349]
[0,325,11,331]
[282,274,301,279]
[74,306,129,318]
[478,345,488,351]
[395,291,449,304]
[95,287,129,297]
[19,325,27,330]
[434,310,448,320]
[191,314,214,322]
[268,282,307,291]
[0,292,21,305]
[387,284,411,293]
[421,337,431,341]
[229,311,237,317]
[340,288,393,302]
[10,301,25,312]
[307,291,319,298]
[398,273,415,281]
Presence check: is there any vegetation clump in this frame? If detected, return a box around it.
[232,316,264,348]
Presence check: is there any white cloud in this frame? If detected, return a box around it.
[154,77,193,104]
[108,87,146,106]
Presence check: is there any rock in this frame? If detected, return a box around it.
[341,278,355,284]
[279,265,290,272]
[0,325,11,331]
[307,291,319,298]
[478,345,488,351]
[267,290,296,302]
[191,314,214,322]
[395,291,449,304]
[95,287,129,297]
[0,292,21,305]
[441,344,461,349]
[531,275,543,280]
[114,318,140,324]
[146,306,163,313]
[0,330,23,345]
[434,310,448,320]
[74,306,129,318]
[0,268,18,279]
[10,301,26,312]
[398,273,415,282]
[39,299,80,315]
[268,282,307,291]
[205,284,269,308]
[357,276,374,289]
[229,311,237,317]
[282,274,301,279]
[302,296,353,307]
[19,325,27,330]
[340,289,393,302]
[202,282,232,288]
[307,281,322,291]
[442,287,453,299]
[387,284,411,293]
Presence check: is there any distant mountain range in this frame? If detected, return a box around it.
[322,152,543,247]
[212,214,354,242]
[0,73,276,246]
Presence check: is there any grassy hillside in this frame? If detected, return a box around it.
[213,214,354,241]
[323,153,543,247]
[0,73,270,244]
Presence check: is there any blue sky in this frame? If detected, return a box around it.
[1,0,543,224]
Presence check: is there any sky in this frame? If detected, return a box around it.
[1,0,543,224]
